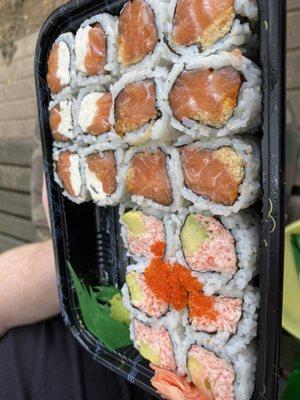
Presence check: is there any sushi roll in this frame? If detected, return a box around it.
[46,33,75,96]
[120,208,166,259]
[187,295,243,335]
[74,87,113,144]
[110,67,177,146]
[130,318,182,371]
[162,50,261,139]
[74,13,118,86]
[80,143,125,206]
[174,138,260,216]
[122,267,169,319]
[117,0,167,72]
[174,210,259,294]
[49,95,75,144]
[123,145,183,212]
[186,344,236,400]
[165,0,258,58]
[53,146,88,204]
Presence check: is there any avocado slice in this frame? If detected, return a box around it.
[126,272,144,303]
[180,214,208,257]
[121,211,146,237]
[188,357,213,399]
[139,342,160,365]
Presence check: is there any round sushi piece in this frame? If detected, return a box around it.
[74,87,113,144]
[130,319,177,370]
[174,138,260,216]
[124,270,169,318]
[80,143,125,206]
[74,13,118,86]
[110,67,177,146]
[174,210,259,295]
[123,145,183,213]
[187,344,235,400]
[188,296,242,334]
[49,96,75,144]
[120,208,166,259]
[165,0,257,58]
[117,0,167,72]
[53,146,88,204]
[46,33,75,96]
[161,50,261,139]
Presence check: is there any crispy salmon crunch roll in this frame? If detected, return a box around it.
[165,0,258,58]
[110,68,177,145]
[162,51,261,139]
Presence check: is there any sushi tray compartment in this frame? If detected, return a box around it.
[35,0,286,399]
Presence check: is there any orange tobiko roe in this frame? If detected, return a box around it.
[150,241,166,258]
[144,258,217,320]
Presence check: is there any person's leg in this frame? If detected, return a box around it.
[0,240,60,336]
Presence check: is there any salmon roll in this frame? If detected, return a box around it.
[162,51,261,139]
[124,145,182,212]
[74,14,118,86]
[130,319,180,371]
[53,147,87,203]
[81,143,124,206]
[120,208,166,259]
[110,68,177,145]
[46,33,74,96]
[175,211,259,295]
[49,96,75,144]
[74,87,113,144]
[117,0,166,72]
[187,344,235,400]
[123,269,169,318]
[176,138,260,216]
[165,0,258,58]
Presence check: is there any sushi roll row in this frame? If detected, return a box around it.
[46,0,258,97]
[53,138,260,216]
[48,1,262,399]
[48,52,261,146]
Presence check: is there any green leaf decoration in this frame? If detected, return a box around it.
[68,263,132,351]
[109,293,131,326]
[94,286,121,302]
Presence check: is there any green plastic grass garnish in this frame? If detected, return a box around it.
[68,263,132,351]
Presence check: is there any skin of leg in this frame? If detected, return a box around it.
[0,240,60,337]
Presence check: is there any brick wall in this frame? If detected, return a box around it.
[0,32,38,140]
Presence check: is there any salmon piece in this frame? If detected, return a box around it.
[169,67,242,128]
[126,149,173,206]
[88,92,112,135]
[172,0,235,49]
[47,41,70,94]
[181,146,245,205]
[56,151,77,197]
[187,345,235,400]
[118,0,158,67]
[115,79,157,136]
[84,23,107,76]
[49,106,69,142]
[86,151,117,195]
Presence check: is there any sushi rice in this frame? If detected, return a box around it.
[49,93,76,146]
